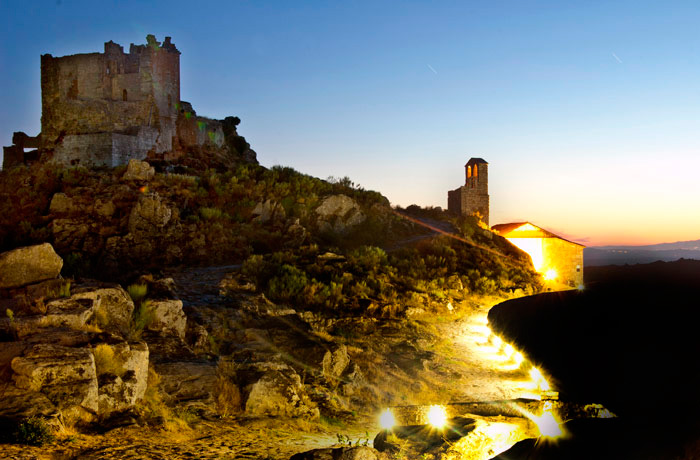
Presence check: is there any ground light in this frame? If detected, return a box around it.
[544,269,558,281]
[379,408,395,430]
[426,405,448,429]
[530,402,565,439]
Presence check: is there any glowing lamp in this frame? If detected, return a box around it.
[532,408,563,438]
[544,269,557,281]
[379,408,396,430]
[426,405,448,429]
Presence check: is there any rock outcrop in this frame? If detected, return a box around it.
[128,192,173,234]
[122,159,155,182]
[0,244,151,428]
[315,195,366,235]
[0,243,64,290]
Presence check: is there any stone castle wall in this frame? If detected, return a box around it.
[40,35,180,167]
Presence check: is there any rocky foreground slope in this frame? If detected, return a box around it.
[0,159,553,459]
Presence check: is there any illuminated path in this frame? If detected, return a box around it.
[421,303,555,404]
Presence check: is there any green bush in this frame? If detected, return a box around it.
[13,417,54,446]
[267,265,309,302]
[127,284,148,305]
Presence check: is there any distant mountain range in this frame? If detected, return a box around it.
[584,239,700,266]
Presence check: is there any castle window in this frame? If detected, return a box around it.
[467,166,472,178]
[122,89,127,101]
[474,164,478,177]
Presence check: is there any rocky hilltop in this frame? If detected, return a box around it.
[0,154,549,458]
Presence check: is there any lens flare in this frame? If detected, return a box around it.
[531,408,563,438]
[379,408,396,430]
[426,405,448,429]
[544,269,557,281]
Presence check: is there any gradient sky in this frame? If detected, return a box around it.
[1,1,699,246]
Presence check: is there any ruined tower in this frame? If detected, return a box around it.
[40,35,181,166]
[447,157,490,225]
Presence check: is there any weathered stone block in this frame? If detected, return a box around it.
[0,243,63,289]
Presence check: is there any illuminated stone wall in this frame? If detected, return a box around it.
[542,237,584,288]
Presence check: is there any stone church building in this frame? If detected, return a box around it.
[492,222,585,288]
[449,157,584,288]
[447,158,490,226]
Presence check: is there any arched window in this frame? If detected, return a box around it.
[122,89,128,101]
[467,166,472,178]
[474,164,478,177]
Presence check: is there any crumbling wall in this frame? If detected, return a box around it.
[40,35,180,166]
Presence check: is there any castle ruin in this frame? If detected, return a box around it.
[447,157,490,225]
[3,35,252,169]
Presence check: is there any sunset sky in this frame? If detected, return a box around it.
[1,1,699,246]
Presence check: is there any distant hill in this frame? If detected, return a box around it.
[584,239,700,266]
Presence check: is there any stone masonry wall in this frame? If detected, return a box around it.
[40,35,180,166]
[542,238,584,287]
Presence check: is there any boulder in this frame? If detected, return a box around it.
[52,218,89,252]
[49,192,76,215]
[321,345,350,385]
[315,195,365,235]
[128,192,172,234]
[10,298,94,338]
[71,285,135,333]
[122,159,155,181]
[94,341,149,414]
[284,219,307,247]
[0,243,63,289]
[244,368,319,420]
[0,384,63,431]
[147,299,186,339]
[11,344,98,417]
[252,199,286,224]
[154,360,217,406]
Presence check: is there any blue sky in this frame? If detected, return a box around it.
[2,1,700,245]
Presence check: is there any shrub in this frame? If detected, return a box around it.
[131,300,154,338]
[93,343,125,376]
[348,246,387,273]
[13,417,55,446]
[267,264,308,302]
[214,376,241,417]
[199,207,225,220]
[127,283,148,305]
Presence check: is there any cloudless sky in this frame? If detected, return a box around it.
[1,1,699,246]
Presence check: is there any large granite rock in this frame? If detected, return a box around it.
[252,199,286,224]
[0,243,63,289]
[10,297,94,338]
[49,192,77,215]
[321,345,350,385]
[128,192,172,234]
[11,344,98,419]
[94,341,149,414]
[122,159,155,181]
[154,360,217,406]
[147,299,187,339]
[243,367,319,420]
[72,284,135,333]
[315,195,365,235]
